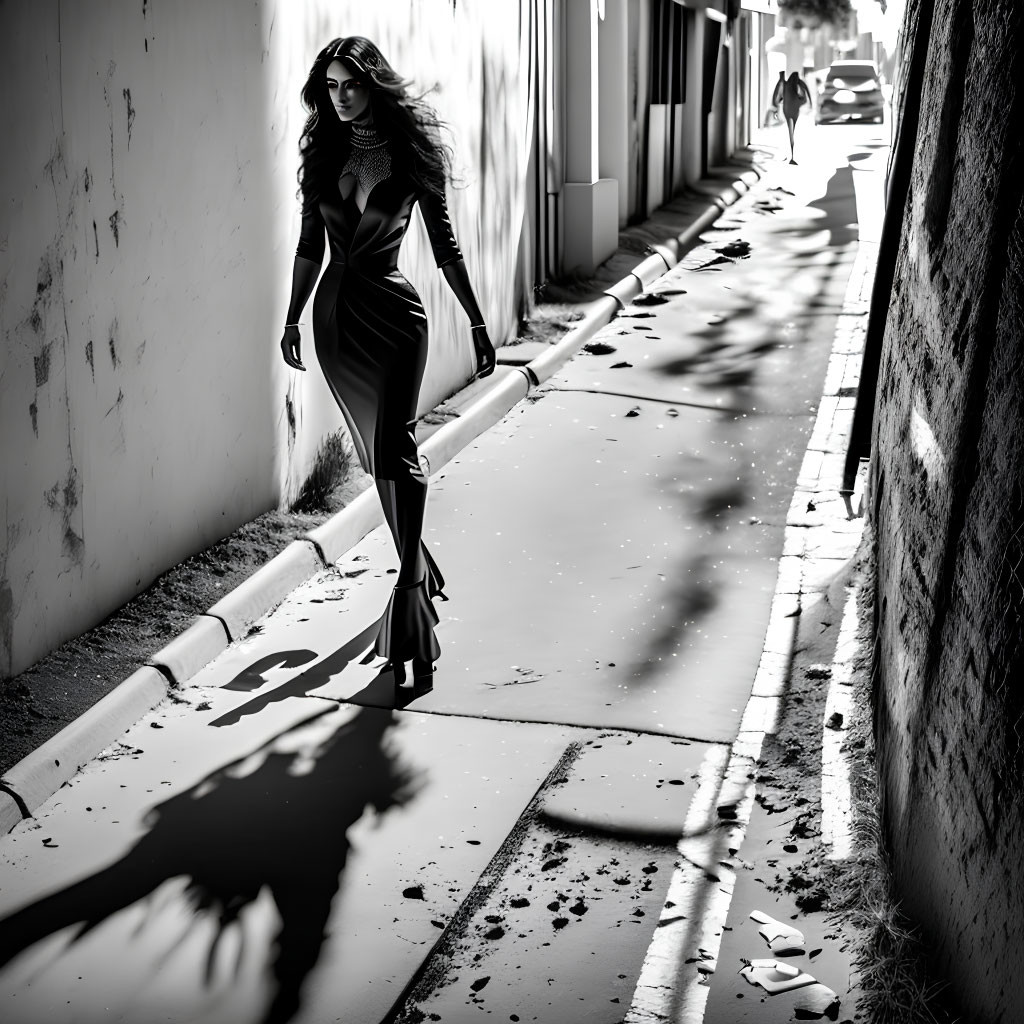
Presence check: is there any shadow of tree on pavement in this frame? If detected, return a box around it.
[0,702,421,1024]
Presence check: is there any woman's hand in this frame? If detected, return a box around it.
[471,325,496,380]
[281,325,306,371]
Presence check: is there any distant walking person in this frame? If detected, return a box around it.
[773,71,812,164]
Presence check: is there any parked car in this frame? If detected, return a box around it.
[816,60,885,124]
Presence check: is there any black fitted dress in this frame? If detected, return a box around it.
[296,176,462,478]
[295,172,462,665]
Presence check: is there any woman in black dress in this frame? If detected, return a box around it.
[281,37,495,689]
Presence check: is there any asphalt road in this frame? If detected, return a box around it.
[0,118,888,1024]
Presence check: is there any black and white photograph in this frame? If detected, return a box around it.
[0,1,1019,1022]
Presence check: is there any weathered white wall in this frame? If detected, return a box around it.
[0,1,281,679]
[0,0,528,678]
[270,1,529,497]
[598,0,630,226]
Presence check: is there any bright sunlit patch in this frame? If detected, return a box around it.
[909,398,946,486]
[780,229,832,255]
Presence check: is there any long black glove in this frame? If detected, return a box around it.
[280,255,321,371]
[441,259,495,379]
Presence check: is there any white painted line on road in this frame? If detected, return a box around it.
[820,576,863,861]
[624,743,734,1024]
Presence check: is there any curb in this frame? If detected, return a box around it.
[419,369,532,474]
[207,540,323,641]
[526,169,760,387]
[0,160,764,836]
[149,615,231,685]
[0,667,168,834]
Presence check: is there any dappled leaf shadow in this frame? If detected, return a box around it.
[650,162,860,392]
[626,552,720,686]
[616,165,863,683]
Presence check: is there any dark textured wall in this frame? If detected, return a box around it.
[870,0,1024,1018]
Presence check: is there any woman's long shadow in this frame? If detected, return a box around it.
[210,618,384,726]
[0,701,421,1024]
[210,616,426,725]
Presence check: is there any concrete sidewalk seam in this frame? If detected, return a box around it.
[630,252,673,291]
[363,704,718,745]
[0,798,23,836]
[206,539,325,642]
[543,385,747,413]
[0,163,761,838]
[0,783,29,818]
[204,611,232,642]
[146,614,231,688]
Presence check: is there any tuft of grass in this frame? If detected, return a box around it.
[534,268,598,303]
[617,233,655,255]
[824,544,962,1024]
[829,805,960,1022]
[290,429,355,514]
[506,304,585,346]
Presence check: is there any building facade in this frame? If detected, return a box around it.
[523,0,777,284]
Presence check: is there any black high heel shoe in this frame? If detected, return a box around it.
[390,657,434,692]
[412,658,434,689]
[377,577,440,697]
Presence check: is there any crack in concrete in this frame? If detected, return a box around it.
[544,382,748,414]
[352,704,718,746]
[380,741,585,1023]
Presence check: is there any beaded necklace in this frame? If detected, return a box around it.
[341,121,392,201]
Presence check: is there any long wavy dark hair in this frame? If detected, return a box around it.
[297,36,453,208]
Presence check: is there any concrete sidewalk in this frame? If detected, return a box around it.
[0,125,881,1023]
[0,154,765,836]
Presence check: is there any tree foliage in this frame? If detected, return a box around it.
[779,0,853,27]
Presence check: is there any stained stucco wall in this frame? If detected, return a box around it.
[869,0,1024,1018]
[269,2,529,500]
[0,0,527,679]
